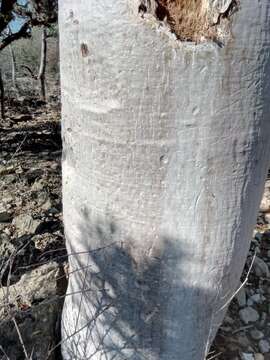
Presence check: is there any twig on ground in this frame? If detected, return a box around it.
[10,134,28,160]
[232,324,254,334]
[12,317,31,360]
[207,352,222,360]
[215,251,257,313]
[0,344,10,360]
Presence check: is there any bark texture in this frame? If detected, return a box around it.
[59,0,270,359]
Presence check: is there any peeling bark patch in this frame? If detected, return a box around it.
[139,0,239,44]
[80,43,89,57]
[155,0,207,41]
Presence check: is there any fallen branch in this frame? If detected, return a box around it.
[12,317,31,360]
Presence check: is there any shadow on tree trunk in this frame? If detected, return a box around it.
[61,211,219,360]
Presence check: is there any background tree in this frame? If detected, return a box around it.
[0,0,57,50]
[9,43,19,95]
[0,68,5,119]
[0,0,58,100]
[38,26,47,101]
[22,25,49,100]
[59,0,270,359]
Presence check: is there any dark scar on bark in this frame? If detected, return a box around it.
[80,43,89,57]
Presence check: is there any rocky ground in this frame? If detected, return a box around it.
[0,97,270,359]
[212,181,270,360]
[0,97,66,360]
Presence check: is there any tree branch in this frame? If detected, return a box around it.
[0,0,58,52]
[0,22,31,51]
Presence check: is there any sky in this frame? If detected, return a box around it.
[4,0,28,33]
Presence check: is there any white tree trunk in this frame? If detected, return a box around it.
[59,1,270,359]
[0,68,5,120]
[9,44,19,97]
[38,26,47,101]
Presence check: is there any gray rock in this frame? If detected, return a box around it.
[31,179,44,191]
[250,329,264,340]
[50,162,59,171]
[0,232,15,263]
[4,174,16,184]
[0,262,61,313]
[258,340,270,354]
[13,214,41,236]
[265,213,270,224]
[254,257,270,278]
[236,287,247,307]
[41,198,53,211]
[254,354,264,360]
[239,307,260,324]
[259,312,267,326]
[224,315,234,325]
[252,238,260,247]
[3,227,11,236]
[2,195,13,205]
[0,262,67,360]
[0,164,15,176]
[0,209,12,223]
[48,207,60,215]
[254,232,263,241]
[237,335,251,347]
[250,294,262,304]
[240,353,254,360]
[260,180,270,212]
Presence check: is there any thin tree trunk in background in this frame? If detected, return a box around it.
[9,44,19,97]
[38,26,47,101]
[0,69,5,121]
[59,1,270,359]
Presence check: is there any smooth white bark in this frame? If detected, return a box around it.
[59,1,270,359]
[9,44,19,96]
[38,26,47,101]
[0,69,5,120]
